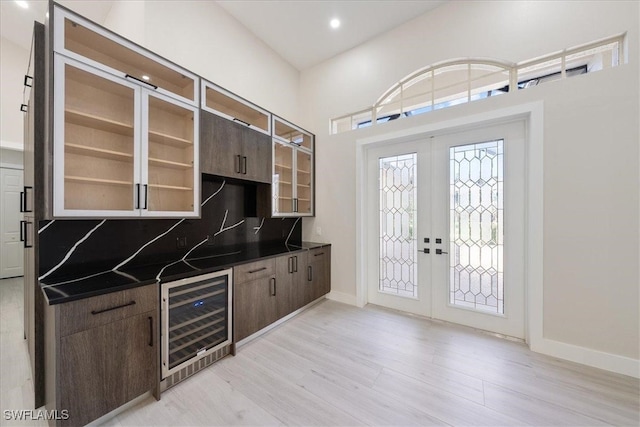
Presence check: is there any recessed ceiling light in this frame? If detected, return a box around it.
[330,18,340,29]
[15,1,29,9]
[142,75,150,81]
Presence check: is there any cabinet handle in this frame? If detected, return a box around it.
[248,267,267,274]
[20,192,25,213]
[314,252,325,257]
[235,155,241,174]
[270,277,276,296]
[288,256,293,274]
[20,104,28,112]
[294,256,298,272]
[135,184,140,209]
[24,75,33,88]
[125,74,158,89]
[91,300,136,315]
[22,187,32,213]
[233,118,250,127]
[242,156,247,174]
[148,316,153,347]
[143,184,148,209]
[308,266,313,282]
[21,221,33,248]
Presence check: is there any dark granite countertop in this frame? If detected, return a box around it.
[40,241,330,305]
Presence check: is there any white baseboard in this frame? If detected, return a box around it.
[326,291,358,306]
[531,337,640,379]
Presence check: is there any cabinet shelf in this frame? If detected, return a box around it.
[148,130,192,147]
[66,109,134,136]
[149,183,193,191]
[298,169,311,174]
[65,143,133,162]
[277,181,292,185]
[65,175,133,187]
[148,157,193,169]
[274,164,292,170]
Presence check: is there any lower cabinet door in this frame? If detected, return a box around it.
[234,275,277,342]
[59,311,156,426]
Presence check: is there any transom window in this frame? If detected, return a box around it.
[331,34,625,134]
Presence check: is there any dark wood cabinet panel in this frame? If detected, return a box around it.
[275,255,298,318]
[233,275,277,342]
[200,110,271,183]
[59,311,156,427]
[242,126,272,183]
[45,284,158,426]
[234,258,275,284]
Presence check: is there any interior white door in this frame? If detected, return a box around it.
[366,120,526,339]
[0,167,24,278]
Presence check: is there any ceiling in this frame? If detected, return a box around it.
[1,0,446,70]
[216,1,447,70]
[0,0,114,50]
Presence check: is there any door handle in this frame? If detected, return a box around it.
[270,277,276,296]
[235,154,242,174]
[242,156,247,174]
[143,184,148,209]
[422,248,430,254]
[435,249,448,255]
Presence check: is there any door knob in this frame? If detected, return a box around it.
[436,248,448,255]
[422,248,430,254]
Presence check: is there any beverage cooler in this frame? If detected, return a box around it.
[161,269,232,381]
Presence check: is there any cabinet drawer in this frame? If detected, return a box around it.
[234,259,275,284]
[59,284,157,337]
[308,247,329,263]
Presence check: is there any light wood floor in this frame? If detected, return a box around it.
[1,277,639,426]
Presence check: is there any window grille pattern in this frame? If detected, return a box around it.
[379,154,418,298]
[450,140,504,314]
[331,34,624,134]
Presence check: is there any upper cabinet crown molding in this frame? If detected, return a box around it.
[53,5,199,106]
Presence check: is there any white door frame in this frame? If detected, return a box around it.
[355,102,544,347]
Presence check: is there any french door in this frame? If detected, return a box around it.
[366,121,525,338]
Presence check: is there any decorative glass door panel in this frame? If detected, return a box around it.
[379,154,418,298]
[57,57,139,215]
[450,140,504,314]
[273,141,294,215]
[144,93,196,215]
[296,150,313,214]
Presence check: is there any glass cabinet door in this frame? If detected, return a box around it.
[54,56,139,216]
[273,141,295,215]
[143,92,198,216]
[296,150,313,215]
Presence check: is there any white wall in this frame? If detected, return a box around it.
[0,37,30,151]
[103,0,300,122]
[300,0,639,366]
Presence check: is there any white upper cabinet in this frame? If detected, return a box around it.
[52,5,199,218]
[53,6,198,106]
[271,116,314,217]
[201,80,271,135]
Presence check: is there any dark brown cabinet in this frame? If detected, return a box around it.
[307,247,331,303]
[233,259,277,342]
[275,253,306,318]
[44,284,159,427]
[233,246,331,344]
[201,110,272,184]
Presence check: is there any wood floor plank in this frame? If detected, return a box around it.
[483,382,612,426]
[372,368,526,426]
[213,352,364,426]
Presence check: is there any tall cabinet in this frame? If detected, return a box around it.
[52,6,200,218]
[271,116,315,217]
